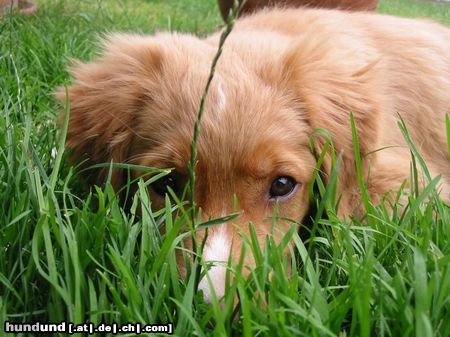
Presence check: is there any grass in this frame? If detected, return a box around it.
[377,0,450,23]
[1,0,450,336]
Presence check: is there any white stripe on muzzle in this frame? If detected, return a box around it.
[197,225,231,302]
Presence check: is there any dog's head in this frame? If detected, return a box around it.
[57,31,383,299]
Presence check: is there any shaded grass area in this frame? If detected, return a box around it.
[1,0,450,336]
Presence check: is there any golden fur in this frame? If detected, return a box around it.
[57,8,450,298]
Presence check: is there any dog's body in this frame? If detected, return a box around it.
[59,8,450,300]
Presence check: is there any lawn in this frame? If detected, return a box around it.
[1,0,449,336]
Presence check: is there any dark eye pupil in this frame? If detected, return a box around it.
[151,175,178,197]
[269,176,296,198]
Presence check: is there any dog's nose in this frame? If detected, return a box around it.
[197,225,231,301]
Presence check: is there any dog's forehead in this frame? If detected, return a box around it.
[197,81,309,174]
[134,57,309,173]
[141,66,296,134]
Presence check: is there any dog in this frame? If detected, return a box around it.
[57,8,450,300]
[217,0,378,20]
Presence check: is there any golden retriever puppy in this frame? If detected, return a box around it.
[57,8,450,300]
[217,0,378,20]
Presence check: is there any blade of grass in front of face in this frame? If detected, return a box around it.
[137,180,154,278]
[174,259,203,335]
[308,128,337,201]
[186,2,239,274]
[350,113,374,216]
[397,118,439,199]
[164,195,183,301]
[292,232,329,323]
[413,248,433,337]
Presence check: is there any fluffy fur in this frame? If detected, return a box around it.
[57,8,450,299]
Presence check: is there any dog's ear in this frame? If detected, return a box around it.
[55,34,163,188]
[282,36,386,212]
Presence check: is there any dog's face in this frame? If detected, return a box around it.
[130,78,314,220]
[128,70,315,299]
[58,31,382,299]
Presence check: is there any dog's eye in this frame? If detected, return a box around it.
[269,176,297,199]
[151,174,180,197]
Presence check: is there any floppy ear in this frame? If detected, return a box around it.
[55,33,163,187]
[283,36,386,213]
